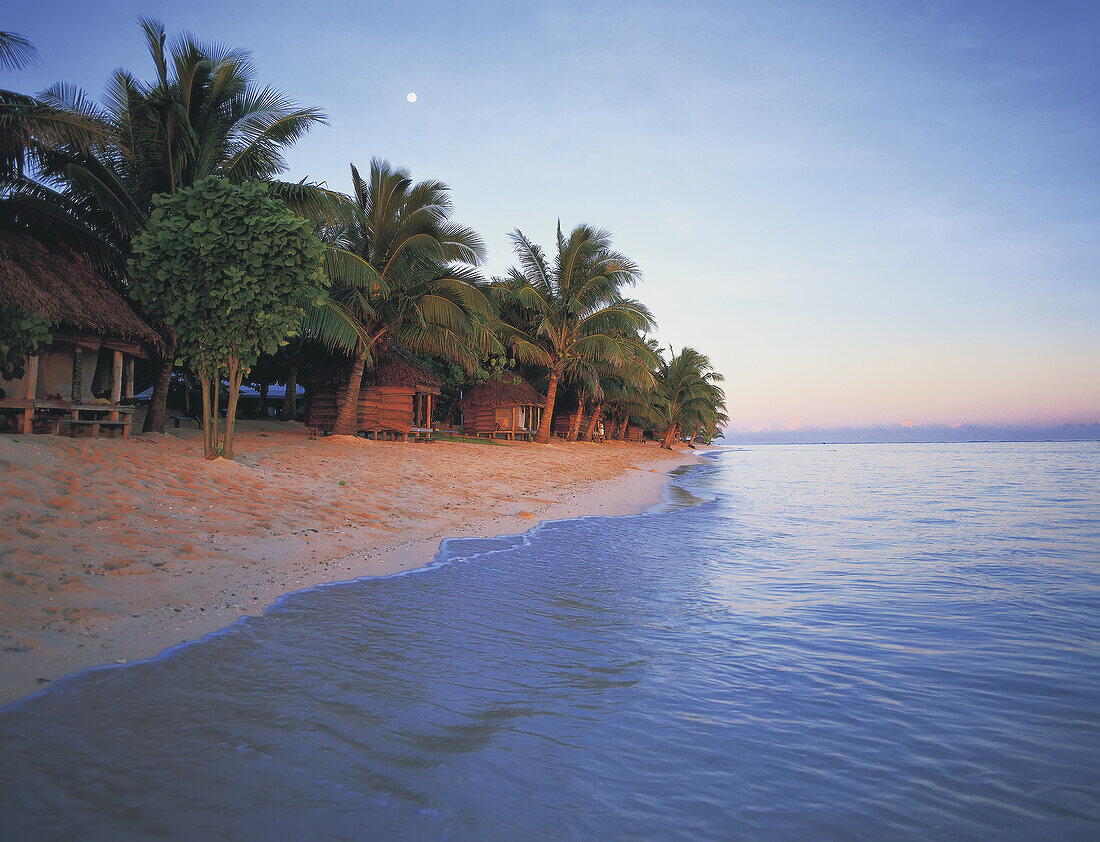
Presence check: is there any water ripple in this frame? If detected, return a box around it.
[1,441,1099,839]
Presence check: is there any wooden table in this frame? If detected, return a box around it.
[0,398,34,433]
[59,404,135,438]
[0,400,136,438]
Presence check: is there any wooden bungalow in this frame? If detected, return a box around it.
[305,344,442,440]
[456,372,544,440]
[0,231,159,437]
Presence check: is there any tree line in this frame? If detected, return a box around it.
[1,21,727,458]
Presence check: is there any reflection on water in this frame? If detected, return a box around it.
[2,442,1099,840]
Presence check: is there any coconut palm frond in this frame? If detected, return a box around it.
[0,30,39,71]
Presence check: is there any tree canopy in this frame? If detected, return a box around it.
[128,177,326,457]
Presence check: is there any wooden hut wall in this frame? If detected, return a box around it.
[305,385,434,435]
[359,385,415,432]
[305,386,338,431]
[552,412,586,437]
[462,405,497,436]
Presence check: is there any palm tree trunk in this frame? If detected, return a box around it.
[534,371,558,444]
[142,329,177,433]
[280,358,298,421]
[566,406,582,442]
[661,423,679,450]
[333,347,367,436]
[581,403,602,441]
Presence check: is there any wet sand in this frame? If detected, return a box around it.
[0,420,697,706]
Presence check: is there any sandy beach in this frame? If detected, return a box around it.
[0,421,698,706]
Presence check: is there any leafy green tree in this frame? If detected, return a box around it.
[308,159,492,436]
[128,177,325,458]
[497,223,654,444]
[0,303,51,383]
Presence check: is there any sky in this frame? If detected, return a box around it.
[5,0,1099,432]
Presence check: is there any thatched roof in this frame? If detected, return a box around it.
[0,230,159,347]
[364,343,443,389]
[458,372,544,409]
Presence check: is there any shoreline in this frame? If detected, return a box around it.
[0,421,700,707]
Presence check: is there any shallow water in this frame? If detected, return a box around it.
[2,442,1099,839]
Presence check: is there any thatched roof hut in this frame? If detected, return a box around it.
[457,372,544,438]
[0,231,160,434]
[364,343,444,391]
[0,231,159,351]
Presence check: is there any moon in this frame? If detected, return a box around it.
[406,92,417,103]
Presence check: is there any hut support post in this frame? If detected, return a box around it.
[109,350,123,422]
[124,357,134,400]
[71,347,83,404]
[21,354,39,433]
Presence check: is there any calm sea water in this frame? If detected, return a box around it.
[2,442,1099,840]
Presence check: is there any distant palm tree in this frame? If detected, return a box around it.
[654,346,726,449]
[498,224,654,444]
[314,159,492,436]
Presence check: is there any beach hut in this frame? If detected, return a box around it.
[456,372,544,440]
[0,231,159,436]
[305,344,442,440]
[551,396,587,440]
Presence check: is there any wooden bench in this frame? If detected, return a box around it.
[172,415,200,428]
[59,418,131,439]
[408,426,433,442]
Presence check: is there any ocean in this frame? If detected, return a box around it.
[2,441,1099,839]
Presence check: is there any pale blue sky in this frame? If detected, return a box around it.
[6,0,1098,429]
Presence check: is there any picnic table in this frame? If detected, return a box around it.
[0,398,134,437]
[58,404,135,438]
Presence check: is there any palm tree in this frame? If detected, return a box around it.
[654,346,726,449]
[497,224,654,444]
[314,159,492,436]
[0,29,107,187]
[19,18,327,431]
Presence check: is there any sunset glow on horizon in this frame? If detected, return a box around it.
[7,0,1098,432]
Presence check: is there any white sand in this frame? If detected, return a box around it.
[0,420,698,706]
